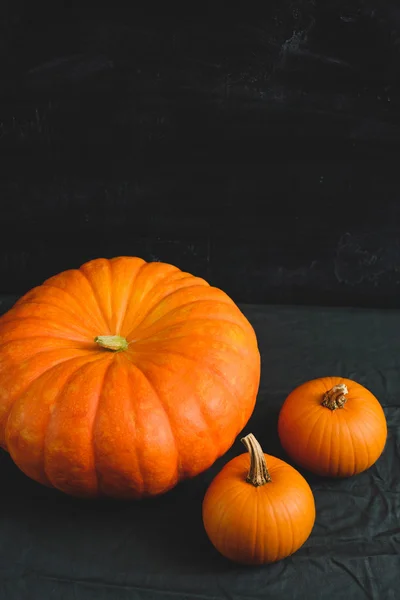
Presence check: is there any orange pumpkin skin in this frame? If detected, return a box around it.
[278,377,387,478]
[0,257,260,499]
[202,434,315,565]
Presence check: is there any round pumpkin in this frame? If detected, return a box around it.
[0,257,260,498]
[278,377,387,477]
[202,433,316,564]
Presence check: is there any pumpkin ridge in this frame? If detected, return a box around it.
[90,360,115,496]
[79,269,112,335]
[265,484,282,562]
[139,345,241,396]
[341,411,356,475]
[358,415,374,471]
[280,495,295,556]
[1,349,101,444]
[129,313,250,344]
[42,281,107,332]
[346,405,371,472]
[118,265,190,334]
[315,412,331,474]
[261,488,276,561]
[181,362,222,458]
[18,298,103,335]
[127,362,182,481]
[124,361,154,496]
[132,351,222,462]
[361,408,387,446]
[10,301,99,338]
[0,337,94,353]
[114,259,148,334]
[234,489,255,560]
[125,292,232,339]
[214,487,247,549]
[302,409,324,463]
[5,353,109,482]
[123,282,208,336]
[284,396,321,431]
[135,346,242,449]
[327,409,336,476]
[42,355,112,491]
[0,315,95,342]
[212,481,247,503]
[359,397,386,420]
[259,492,268,564]
[359,403,388,461]
[251,485,258,561]
[0,345,96,366]
[133,332,253,359]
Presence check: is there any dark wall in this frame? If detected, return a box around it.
[1,2,400,307]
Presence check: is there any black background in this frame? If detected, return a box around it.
[2,1,400,307]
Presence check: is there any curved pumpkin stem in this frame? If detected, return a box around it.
[322,383,348,411]
[241,433,272,486]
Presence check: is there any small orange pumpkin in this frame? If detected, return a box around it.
[202,433,316,565]
[0,257,260,498]
[278,377,387,477]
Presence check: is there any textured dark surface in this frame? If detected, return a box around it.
[0,297,398,599]
[2,2,400,306]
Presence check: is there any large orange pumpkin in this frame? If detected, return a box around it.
[0,257,260,498]
[278,377,387,477]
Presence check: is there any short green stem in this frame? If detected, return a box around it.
[94,335,129,352]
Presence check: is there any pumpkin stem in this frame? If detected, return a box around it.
[94,335,129,352]
[321,383,348,410]
[241,433,272,486]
